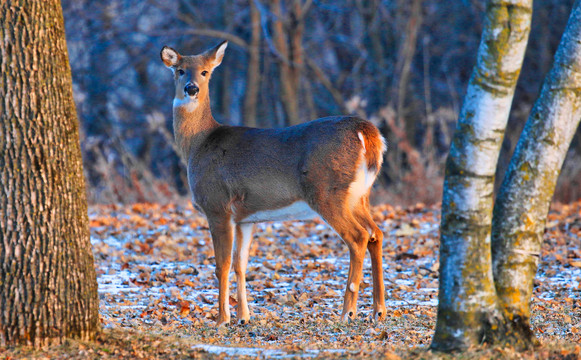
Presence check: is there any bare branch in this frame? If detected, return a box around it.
[305,57,348,114]
[253,0,294,66]
[147,29,248,49]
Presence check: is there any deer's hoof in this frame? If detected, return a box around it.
[341,310,356,323]
[374,311,386,322]
[373,306,387,323]
[216,317,231,328]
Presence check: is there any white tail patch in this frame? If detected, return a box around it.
[358,132,366,154]
[380,135,388,154]
[347,152,378,210]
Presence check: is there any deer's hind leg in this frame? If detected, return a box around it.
[233,223,253,325]
[208,216,235,327]
[353,195,386,322]
[315,202,369,322]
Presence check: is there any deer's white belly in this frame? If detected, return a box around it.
[240,201,318,223]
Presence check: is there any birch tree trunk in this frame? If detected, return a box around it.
[432,0,532,351]
[0,0,99,347]
[491,0,581,346]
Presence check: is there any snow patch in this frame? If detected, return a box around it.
[192,344,347,358]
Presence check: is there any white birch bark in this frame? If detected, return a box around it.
[432,0,532,351]
[491,0,581,341]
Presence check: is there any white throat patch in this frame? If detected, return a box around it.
[173,97,198,112]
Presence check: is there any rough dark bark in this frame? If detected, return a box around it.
[0,0,99,347]
[491,0,581,347]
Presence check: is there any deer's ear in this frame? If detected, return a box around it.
[205,40,228,70]
[161,46,181,68]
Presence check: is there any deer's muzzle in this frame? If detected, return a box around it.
[184,83,199,97]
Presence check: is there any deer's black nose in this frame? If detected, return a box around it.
[184,84,199,96]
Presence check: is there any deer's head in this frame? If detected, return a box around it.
[160,41,228,112]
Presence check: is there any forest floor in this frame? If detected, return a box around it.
[4,201,581,359]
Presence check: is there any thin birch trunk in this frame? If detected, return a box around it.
[432,0,532,351]
[491,0,581,345]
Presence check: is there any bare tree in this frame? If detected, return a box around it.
[432,0,532,351]
[434,0,581,351]
[271,0,305,126]
[0,0,99,347]
[244,0,262,127]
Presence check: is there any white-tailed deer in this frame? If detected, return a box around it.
[161,41,387,326]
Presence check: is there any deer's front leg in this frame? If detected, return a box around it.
[209,218,234,327]
[233,223,253,325]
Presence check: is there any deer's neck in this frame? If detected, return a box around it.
[172,96,219,160]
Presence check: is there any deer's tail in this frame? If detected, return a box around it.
[356,122,387,174]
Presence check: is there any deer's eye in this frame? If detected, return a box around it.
[177,69,185,76]
[201,70,208,77]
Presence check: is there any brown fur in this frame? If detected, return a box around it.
[161,42,387,326]
[358,121,385,171]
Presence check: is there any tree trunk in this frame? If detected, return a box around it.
[289,0,304,100]
[0,0,99,347]
[272,0,303,126]
[358,0,386,102]
[244,0,261,127]
[432,0,532,351]
[491,0,581,347]
[395,0,422,138]
[83,1,112,136]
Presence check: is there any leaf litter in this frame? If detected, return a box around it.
[8,201,581,359]
[84,201,581,358]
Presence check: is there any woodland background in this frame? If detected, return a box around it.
[62,0,580,205]
[2,0,581,356]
